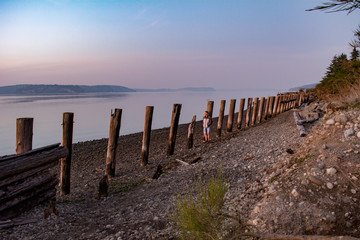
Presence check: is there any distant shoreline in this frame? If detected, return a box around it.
[0,84,216,96]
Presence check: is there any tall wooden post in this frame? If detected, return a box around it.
[276,95,282,115]
[251,98,259,126]
[264,96,270,120]
[60,112,74,195]
[106,109,122,177]
[167,104,182,155]
[280,95,286,113]
[268,96,274,118]
[207,101,214,117]
[258,97,265,124]
[141,106,154,166]
[16,118,33,154]
[272,96,279,117]
[245,98,253,128]
[226,99,236,132]
[217,100,226,137]
[187,115,196,149]
[237,98,245,129]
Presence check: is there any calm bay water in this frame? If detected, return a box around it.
[0,89,281,156]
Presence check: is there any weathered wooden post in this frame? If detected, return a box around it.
[141,106,154,166]
[264,96,270,120]
[226,99,236,132]
[257,97,265,124]
[281,95,285,113]
[60,112,74,195]
[251,98,259,126]
[276,95,283,115]
[16,118,33,154]
[272,96,279,117]
[105,109,122,178]
[245,98,253,127]
[268,96,274,118]
[237,98,245,129]
[167,104,182,155]
[187,115,196,149]
[207,101,214,117]
[217,100,226,137]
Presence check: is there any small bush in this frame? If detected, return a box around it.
[171,172,228,240]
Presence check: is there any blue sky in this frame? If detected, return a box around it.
[0,0,359,90]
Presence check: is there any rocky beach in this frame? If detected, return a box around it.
[2,102,360,239]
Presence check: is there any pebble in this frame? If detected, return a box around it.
[326,182,334,189]
[326,119,335,125]
[326,167,337,175]
[291,189,299,198]
[357,132,360,138]
[318,162,326,169]
[344,129,356,138]
[351,189,357,194]
[308,176,323,186]
[334,114,348,124]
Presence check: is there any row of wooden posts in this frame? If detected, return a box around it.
[3,91,307,201]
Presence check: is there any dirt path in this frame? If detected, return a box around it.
[2,111,304,240]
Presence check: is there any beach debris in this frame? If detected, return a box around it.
[152,164,163,179]
[98,175,109,199]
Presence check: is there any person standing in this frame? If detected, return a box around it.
[203,111,212,143]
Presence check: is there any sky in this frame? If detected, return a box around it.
[0,0,359,90]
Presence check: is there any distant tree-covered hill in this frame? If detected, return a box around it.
[0,84,135,95]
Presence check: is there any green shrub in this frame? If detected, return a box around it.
[172,172,228,240]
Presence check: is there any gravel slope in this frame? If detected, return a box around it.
[2,111,304,240]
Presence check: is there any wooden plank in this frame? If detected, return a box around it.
[0,147,68,181]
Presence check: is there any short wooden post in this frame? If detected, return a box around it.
[264,96,270,120]
[251,98,259,126]
[272,96,279,117]
[237,98,245,129]
[207,101,214,117]
[217,100,226,137]
[167,104,182,155]
[141,106,154,166]
[105,109,122,177]
[245,98,253,127]
[16,118,33,154]
[257,97,265,124]
[60,112,74,195]
[187,115,196,149]
[226,99,236,132]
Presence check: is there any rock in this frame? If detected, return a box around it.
[308,176,323,186]
[357,132,360,138]
[318,162,326,169]
[326,182,334,189]
[291,189,299,198]
[351,189,357,194]
[326,167,337,175]
[326,119,335,125]
[344,129,356,138]
[254,206,260,214]
[334,114,348,124]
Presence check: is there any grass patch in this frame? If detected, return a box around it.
[171,171,230,240]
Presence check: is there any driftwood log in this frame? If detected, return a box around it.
[293,111,307,137]
[0,144,68,220]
